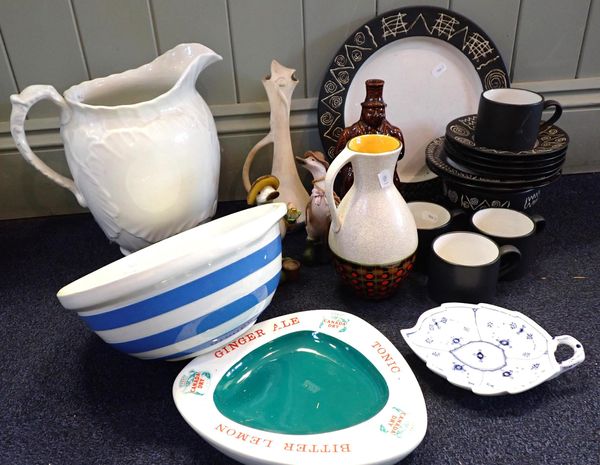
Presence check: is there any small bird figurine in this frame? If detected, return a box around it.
[295,151,338,265]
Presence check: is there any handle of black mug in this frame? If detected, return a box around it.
[540,99,562,130]
[498,244,521,279]
[529,213,546,233]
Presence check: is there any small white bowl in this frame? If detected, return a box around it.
[401,302,585,395]
[173,310,427,465]
[57,203,287,361]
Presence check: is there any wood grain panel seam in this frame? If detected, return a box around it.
[146,0,161,56]
[225,0,240,104]
[68,0,91,80]
[0,24,19,92]
[508,0,523,82]
[575,0,595,78]
[301,0,308,98]
[1,81,599,152]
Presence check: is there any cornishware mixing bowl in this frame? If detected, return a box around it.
[57,203,287,361]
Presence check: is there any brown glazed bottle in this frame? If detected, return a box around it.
[332,79,404,198]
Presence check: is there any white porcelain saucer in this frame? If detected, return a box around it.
[173,310,427,465]
[401,303,584,395]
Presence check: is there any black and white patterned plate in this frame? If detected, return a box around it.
[446,114,569,156]
[317,6,509,184]
[426,137,561,189]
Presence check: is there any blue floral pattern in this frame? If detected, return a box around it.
[400,303,582,395]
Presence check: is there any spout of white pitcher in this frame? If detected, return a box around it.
[171,43,222,91]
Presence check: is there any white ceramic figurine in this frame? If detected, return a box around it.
[296,151,337,264]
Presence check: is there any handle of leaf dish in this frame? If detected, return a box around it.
[552,335,585,374]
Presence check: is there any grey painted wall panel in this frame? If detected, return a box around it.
[0,32,17,120]
[228,0,306,102]
[2,105,596,219]
[72,0,157,79]
[304,0,376,98]
[578,0,600,78]
[151,0,237,104]
[0,149,85,219]
[377,0,449,15]
[549,107,600,172]
[1,0,600,220]
[0,0,88,117]
[451,0,519,74]
[512,0,590,81]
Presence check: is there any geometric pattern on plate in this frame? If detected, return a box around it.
[401,303,585,395]
[318,6,509,159]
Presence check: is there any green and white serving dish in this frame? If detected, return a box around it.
[173,310,427,465]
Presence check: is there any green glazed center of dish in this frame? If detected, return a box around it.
[213,330,389,435]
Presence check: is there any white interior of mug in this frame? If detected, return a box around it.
[433,232,498,266]
[408,202,451,229]
[472,208,534,238]
[483,88,541,105]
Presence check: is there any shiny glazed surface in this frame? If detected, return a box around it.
[213,330,389,434]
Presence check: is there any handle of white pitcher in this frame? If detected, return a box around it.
[324,147,356,233]
[10,85,86,207]
[551,335,585,375]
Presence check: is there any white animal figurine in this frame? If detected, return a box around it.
[296,151,337,265]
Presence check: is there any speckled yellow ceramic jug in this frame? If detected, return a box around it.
[324,134,418,299]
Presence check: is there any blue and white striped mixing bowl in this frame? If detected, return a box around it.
[57,203,287,361]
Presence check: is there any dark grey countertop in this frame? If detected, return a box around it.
[1,173,598,465]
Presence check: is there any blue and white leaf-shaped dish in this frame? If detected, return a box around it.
[401,303,585,395]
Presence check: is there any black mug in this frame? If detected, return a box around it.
[474,88,562,152]
[471,208,545,280]
[427,231,521,303]
[407,202,467,271]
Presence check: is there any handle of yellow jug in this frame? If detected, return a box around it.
[10,85,86,207]
[324,147,356,233]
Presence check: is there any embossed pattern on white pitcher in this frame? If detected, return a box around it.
[11,43,222,254]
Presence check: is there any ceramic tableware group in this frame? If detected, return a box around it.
[426,90,568,212]
[427,131,565,211]
[402,302,585,395]
[15,5,578,464]
[474,88,563,152]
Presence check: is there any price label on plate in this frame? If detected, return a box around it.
[432,62,447,78]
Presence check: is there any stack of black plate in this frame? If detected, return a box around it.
[425,114,568,211]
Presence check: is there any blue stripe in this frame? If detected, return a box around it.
[81,236,281,331]
[111,272,280,354]
[161,314,261,361]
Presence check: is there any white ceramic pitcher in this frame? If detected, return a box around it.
[324,134,418,299]
[10,43,222,254]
